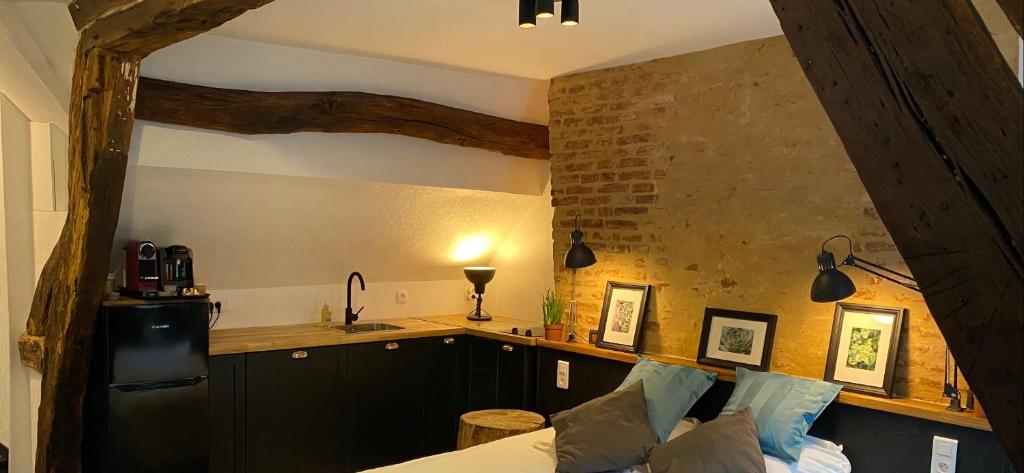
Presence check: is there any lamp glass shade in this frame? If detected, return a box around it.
[561,0,579,25]
[536,0,555,18]
[518,0,536,28]
[810,268,856,302]
[464,266,496,294]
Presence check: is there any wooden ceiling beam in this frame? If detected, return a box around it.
[767,0,1023,470]
[995,0,1023,36]
[135,77,551,160]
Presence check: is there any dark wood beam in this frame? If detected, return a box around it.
[79,0,275,56]
[995,0,1023,36]
[135,77,551,160]
[767,0,1023,470]
[21,45,140,473]
[67,0,136,30]
[20,1,281,472]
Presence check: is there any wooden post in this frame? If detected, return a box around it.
[767,0,1023,469]
[19,2,279,471]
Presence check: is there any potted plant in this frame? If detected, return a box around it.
[542,289,566,342]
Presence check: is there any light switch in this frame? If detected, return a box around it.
[396,289,408,305]
[556,360,570,389]
[931,436,958,473]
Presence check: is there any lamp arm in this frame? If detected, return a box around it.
[846,255,921,292]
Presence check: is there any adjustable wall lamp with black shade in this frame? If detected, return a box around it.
[564,215,597,341]
[811,234,965,411]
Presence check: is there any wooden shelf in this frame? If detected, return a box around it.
[536,339,992,431]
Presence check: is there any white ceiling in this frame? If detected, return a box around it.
[212,0,783,79]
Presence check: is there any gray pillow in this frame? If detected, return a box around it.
[647,407,767,473]
[550,381,656,473]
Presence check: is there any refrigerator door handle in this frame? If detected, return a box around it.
[113,376,207,393]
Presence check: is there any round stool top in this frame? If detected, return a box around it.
[460,409,545,431]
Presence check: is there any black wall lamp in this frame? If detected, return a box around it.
[519,0,579,29]
[564,215,597,341]
[811,234,965,411]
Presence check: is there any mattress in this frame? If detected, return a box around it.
[362,428,851,473]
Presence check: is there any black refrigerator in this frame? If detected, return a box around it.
[84,298,210,472]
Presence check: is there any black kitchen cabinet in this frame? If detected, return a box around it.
[209,354,246,473]
[423,336,466,455]
[465,337,536,411]
[346,338,430,471]
[245,346,346,473]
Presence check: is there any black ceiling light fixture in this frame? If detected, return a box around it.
[519,0,580,29]
[561,0,579,26]
[536,0,555,19]
[518,0,536,29]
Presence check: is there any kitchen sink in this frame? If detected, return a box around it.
[330,322,405,334]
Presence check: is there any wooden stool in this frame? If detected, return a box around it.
[456,409,545,450]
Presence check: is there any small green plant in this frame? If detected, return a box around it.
[542,289,565,326]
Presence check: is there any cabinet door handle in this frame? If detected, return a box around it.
[443,337,456,345]
[385,342,400,351]
[291,350,308,359]
[502,344,514,352]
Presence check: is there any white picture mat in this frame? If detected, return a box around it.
[601,287,645,346]
[705,316,768,365]
[832,310,895,387]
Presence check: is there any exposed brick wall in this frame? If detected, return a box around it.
[548,36,954,402]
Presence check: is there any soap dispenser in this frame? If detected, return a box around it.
[321,303,333,327]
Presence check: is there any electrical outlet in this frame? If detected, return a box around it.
[396,289,408,305]
[931,436,958,473]
[556,360,570,389]
[466,287,477,300]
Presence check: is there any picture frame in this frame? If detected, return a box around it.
[824,302,906,397]
[697,307,777,371]
[595,281,652,352]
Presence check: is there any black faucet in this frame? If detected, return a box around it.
[345,271,365,325]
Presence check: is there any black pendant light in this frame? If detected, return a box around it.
[536,0,555,19]
[518,0,536,28]
[561,0,580,26]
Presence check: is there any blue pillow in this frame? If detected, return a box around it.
[616,356,716,442]
[721,368,841,462]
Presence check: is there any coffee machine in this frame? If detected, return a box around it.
[123,240,160,297]
[161,245,195,295]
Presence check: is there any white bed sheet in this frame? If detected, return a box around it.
[362,428,851,473]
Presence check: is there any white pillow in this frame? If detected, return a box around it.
[765,436,851,473]
[666,417,702,441]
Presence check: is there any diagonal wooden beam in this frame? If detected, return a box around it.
[767,0,1023,470]
[79,0,276,56]
[995,0,1023,36]
[19,1,281,472]
[67,0,138,30]
[134,77,551,159]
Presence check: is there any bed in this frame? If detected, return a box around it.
[363,427,852,473]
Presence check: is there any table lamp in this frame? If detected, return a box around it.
[564,215,597,341]
[465,266,496,321]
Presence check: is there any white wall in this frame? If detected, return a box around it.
[118,34,555,328]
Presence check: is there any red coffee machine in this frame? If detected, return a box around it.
[123,239,160,297]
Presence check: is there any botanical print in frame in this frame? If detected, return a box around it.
[595,282,652,352]
[697,308,777,371]
[824,302,906,397]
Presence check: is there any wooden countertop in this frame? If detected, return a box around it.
[210,314,990,431]
[209,318,463,355]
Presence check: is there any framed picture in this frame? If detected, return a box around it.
[697,308,777,371]
[824,302,905,397]
[595,282,652,352]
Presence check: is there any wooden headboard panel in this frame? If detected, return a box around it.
[535,347,1015,473]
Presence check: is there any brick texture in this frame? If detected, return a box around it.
[548,36,954,402]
